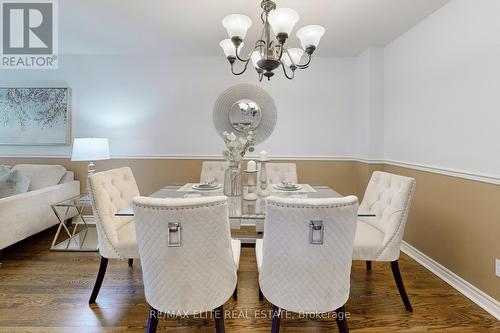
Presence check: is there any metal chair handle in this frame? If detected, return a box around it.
[309,220,324,245]
[167,222,182,247]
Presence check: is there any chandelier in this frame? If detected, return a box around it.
[220,0,325,81]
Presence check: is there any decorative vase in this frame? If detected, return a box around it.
[223,161,243,196]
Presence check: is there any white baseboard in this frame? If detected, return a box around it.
[401,241,500,320]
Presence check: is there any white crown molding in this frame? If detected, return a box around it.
[401,241,500,320]
[2,153,500,185]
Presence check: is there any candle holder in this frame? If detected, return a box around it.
[244,170,258,201]
[258,158,270,197]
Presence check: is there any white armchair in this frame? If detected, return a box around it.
[264,163,298,184]
[87,167,140,304]
[133,196,240,333]
[200,161,228,184]
[353,171,416,312]
[256,196,359,333]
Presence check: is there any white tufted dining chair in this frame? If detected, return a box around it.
[133,195,241,333]
[264,163,298,184]
[354,171,416,312]
[87,167,140,304]
[200,161,228,184]
[256,196,359,333]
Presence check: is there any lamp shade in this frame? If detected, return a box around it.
[283,48,304,67]
[251,50,262,68]
[71,138,110,162]
[222,14,252,39]
[268,8,299,36]
[297,25,325,49]
[220,39,244,57]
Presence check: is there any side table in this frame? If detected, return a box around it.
[50,194,98,251]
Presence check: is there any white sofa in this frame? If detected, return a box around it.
[0,165,80,251]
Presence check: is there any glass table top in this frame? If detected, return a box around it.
[116,184,342,219]
[52,194,93,208]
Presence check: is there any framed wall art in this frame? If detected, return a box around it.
[0,86,71,145]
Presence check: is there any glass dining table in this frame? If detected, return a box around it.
[115,184,346,244]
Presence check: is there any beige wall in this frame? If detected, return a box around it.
[0,158,360,196]
[1,157,498,300]
[382,164,500,301]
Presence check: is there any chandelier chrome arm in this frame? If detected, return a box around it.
[281,62,295,80]
[257,69,264,82]
[276,44,285,62]
[236,40,266,63]
[231,58,251,75]
[283,48,313,70]
[296,53,313,69]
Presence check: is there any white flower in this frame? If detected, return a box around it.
[221,130,255,163]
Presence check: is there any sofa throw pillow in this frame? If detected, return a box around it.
[0,165,10,176]
[12,164,66,191]
[0,170,30,199]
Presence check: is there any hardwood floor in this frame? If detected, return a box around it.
[0,228,498,332]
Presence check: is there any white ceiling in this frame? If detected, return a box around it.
[60,0,450,57]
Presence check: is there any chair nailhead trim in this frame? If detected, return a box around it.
[89,178,123,258]
[134,201,227,210]
[268,202,357,209]
[375,179,416,260]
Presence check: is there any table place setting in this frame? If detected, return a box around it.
[178,182,223,192]
[273,182,302,191]
[271,182,317,193]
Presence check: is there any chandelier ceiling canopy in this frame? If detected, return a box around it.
[220,0,325,81]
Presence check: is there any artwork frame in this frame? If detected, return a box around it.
[0,85,72,146]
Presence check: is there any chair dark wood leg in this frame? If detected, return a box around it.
[366,261,372,270]
[335,305,349,333]
[146,305,159,333]
[232,283,238,300]
[271,305,281,333]
[214,305,225,333]
[128,258,133,267]
[89,256,108,304]
[391,260,413,312]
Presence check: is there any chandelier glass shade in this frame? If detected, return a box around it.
[220,0,325,81]
[220,39,244,58]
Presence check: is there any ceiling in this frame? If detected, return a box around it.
[60,0,450,57]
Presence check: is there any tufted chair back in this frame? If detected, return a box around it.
[133,195,237,315]
[89,167,140,258]
[200,161,228,184]
[359,171,416,259]
[264,162,298,184]
[260,196,358,313]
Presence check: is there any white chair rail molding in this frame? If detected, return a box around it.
[0,0,499,332]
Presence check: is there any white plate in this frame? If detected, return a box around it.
[273,184,303,191]
[192,184,222,191]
